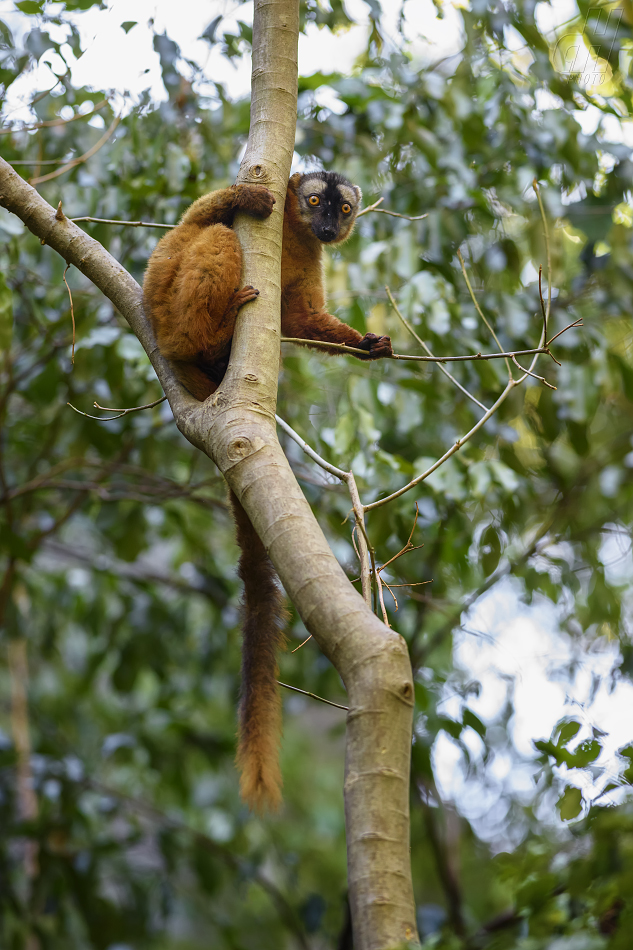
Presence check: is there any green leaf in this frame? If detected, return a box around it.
[556,719,581,747]
[463,708,486,739]
[16,0,44,12]
[557,785,583,821]
[120,21,137,34]
[480,524,501,576]
[568,739,601,768]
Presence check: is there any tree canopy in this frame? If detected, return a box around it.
[2,0,633,946]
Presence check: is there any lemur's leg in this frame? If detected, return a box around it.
[156,224,245,362]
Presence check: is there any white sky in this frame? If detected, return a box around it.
[1,0,632,836]
[0,0,465,121]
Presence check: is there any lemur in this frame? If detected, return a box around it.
[143,171,393,811]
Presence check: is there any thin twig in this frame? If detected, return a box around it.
[291,635,312,653]
[0,99,108,135]
[71,216,176,230]
[382,580,398,611]
[357,197,385,217]
[533,179,552,331]
[364,379,517,512]
[62,264,75,363]
[277,680,348,711]
[347,473,372,607]
[357,197,427,221]
[538,265,547,343]
[281,337,550,363]
[30,113,121,185]
[10,159,75,166]
[456,248,511,377]
[385,285,489,412]
[67,395,167,422]
[375,571,390,626]
[547,319,583,346]
[511,355,556,389]
[274,415,372,606]
[387,581,432,589]
[275,414,347,479]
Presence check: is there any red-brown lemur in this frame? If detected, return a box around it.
[143,171,393,811]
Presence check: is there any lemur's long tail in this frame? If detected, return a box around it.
[230,491,287,811]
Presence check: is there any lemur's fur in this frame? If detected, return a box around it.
[143,172,392,811]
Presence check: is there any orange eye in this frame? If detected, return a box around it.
[308,195,320,206]
[341,203,351,214]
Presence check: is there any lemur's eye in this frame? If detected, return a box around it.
[341,202,352,214]
[308,195,320,206]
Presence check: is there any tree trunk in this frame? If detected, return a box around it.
[0,1,420,944]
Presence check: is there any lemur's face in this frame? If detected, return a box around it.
[296,172,362,244]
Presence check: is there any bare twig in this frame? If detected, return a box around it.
[456,248,511,377]
[357,196,427,222]
[10,159,75,166]
[382,580,398,611]
[375,571,390,626]
[67,395,167,422]
[385,285,489,412]
[275,415,373,607]
[364,380,516,512]
[30,113,121,185]
[277,680,348,711]
[275,413,347,479]
[291,635,313,653]
[538,265,547,343]
[511,355,556,389]
[533,179,552,331]
[547,319,583,346]
[62,264,75,363]
[0,99,108,135]
[71,216,176,230]
[281,336,551,363]
[357,197,384,217]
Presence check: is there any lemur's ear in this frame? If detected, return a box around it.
[288,172,302,190]
[353,185,362,203]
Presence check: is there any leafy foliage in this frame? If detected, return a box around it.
[1,0,633,946]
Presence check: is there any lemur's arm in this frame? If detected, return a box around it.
[282,286,393,359]
[181,184,275,228]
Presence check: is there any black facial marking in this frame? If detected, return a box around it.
[298,171,359,244]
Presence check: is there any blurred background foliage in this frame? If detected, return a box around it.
[1,0,633,946]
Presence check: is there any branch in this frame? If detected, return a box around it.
[30,113,121,185]
[275,414,372,606]
[277,680,348,710]
[281,336,551,363]
[456,248,511,378]
[275,413,347,479]
[71,216,175,230]
[0,99,108,135]
[385,285,489,412]
[67,394,167,422]
[364,380,516,512]
[357,197,428,221]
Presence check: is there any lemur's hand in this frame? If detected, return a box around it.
[356,332,393,360]
[232,184,276,218]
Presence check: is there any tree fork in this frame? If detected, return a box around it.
[0,1,420,942]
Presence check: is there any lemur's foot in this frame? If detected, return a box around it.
[225,285,260,320]
[232,184,276,218]
[357,332,393,360]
